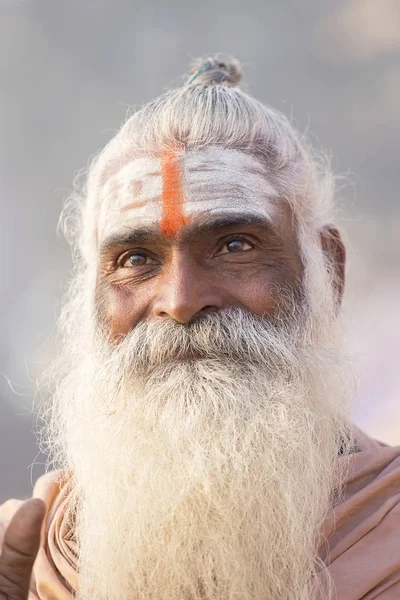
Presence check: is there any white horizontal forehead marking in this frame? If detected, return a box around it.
[187,147,271,175]
[184,147,277,221]
[97,148,278,244]
[98,156,163,241]
[101,156,162,209]
[111,156,161,184]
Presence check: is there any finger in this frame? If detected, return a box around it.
[0,499,46,599]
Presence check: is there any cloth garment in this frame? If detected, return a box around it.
[0,425,399,599]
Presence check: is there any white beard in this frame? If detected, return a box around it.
[44,307,354,600]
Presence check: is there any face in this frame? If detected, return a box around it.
[95,147,304,338]
[48,147,353,600]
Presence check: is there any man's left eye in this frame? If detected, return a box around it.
[220,239,253,254]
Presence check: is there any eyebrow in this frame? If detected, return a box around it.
[186,212,275,238]
[100,227,161,253]
[100,212,279,254]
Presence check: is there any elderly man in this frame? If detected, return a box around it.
[0,56,399,600]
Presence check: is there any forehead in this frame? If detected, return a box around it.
[97,147,279,243]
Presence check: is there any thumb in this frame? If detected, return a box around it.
[0,498,46,600]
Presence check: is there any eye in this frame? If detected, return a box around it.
[119,252,157,268]
[219,238,253,254]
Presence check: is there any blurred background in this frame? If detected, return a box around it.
[1,0,399,502]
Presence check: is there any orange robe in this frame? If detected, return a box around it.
[1,425,399,599]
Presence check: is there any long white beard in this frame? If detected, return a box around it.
[44,307,354,600]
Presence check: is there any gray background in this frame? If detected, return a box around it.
[1,0,399,503]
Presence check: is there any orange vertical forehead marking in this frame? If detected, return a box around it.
[160,150,188,237]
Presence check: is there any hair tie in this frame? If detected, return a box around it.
[187,64,212,85]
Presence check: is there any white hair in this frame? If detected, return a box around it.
[58,55,341,345]
[41,305,354,600]
[37,56,357,600]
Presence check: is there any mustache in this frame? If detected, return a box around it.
[96,307,305,377]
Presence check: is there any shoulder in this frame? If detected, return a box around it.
[345,426,400,513]
[322,426,400,599]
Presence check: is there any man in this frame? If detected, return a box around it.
[0,55,399,600]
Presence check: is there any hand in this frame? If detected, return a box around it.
[0,499,46,599]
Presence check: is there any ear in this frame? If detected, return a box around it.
[320,226,346,308]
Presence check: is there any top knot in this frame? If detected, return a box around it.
[186,54,243,88]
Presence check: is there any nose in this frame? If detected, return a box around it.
[152,253,224,323]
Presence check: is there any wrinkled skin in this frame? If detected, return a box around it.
[97,201,345,338]
[0,153,346,599]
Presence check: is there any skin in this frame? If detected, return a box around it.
[0,150,346,594]
[95,149,346,338]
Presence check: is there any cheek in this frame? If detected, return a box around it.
[232,275,279,317]
[95,281,148,340]
[227,266,301,319]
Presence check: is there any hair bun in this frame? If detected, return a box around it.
[186,54,243,88]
